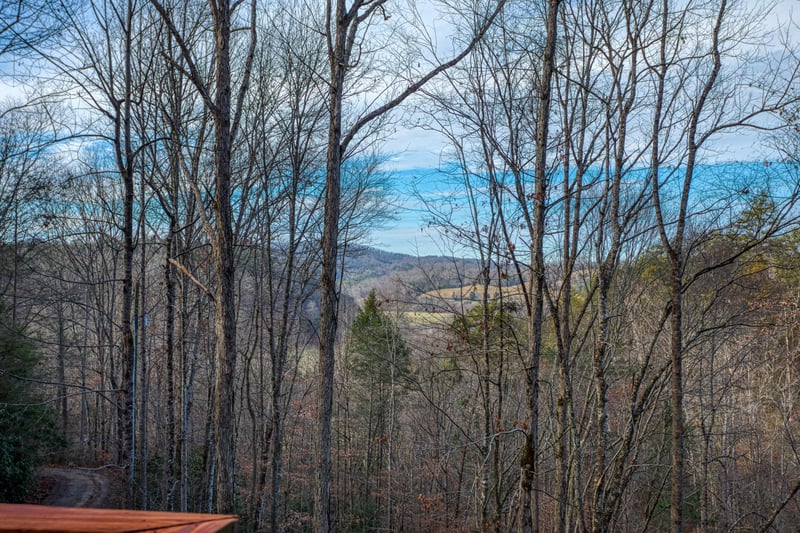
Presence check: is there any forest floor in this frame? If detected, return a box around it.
[33,466,120,508]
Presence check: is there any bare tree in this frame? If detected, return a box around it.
[237,5,327,528]
[36,0,155,501]
[316,1,510,528]
[147,0,257,513]
[0,0,70,57]
[644,1,798,528]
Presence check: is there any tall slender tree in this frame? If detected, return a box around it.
[316,1,510,528]
[148,0,257,513]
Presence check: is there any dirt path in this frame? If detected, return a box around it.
[37,467,115,508]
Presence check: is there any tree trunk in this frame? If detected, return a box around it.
[317,4,345,523]
[138,189,149,508]
[519,1,560,530]
[210,4,238,504]
[165,230,177,510]
[57,305,68,441]
[119,0,136,507]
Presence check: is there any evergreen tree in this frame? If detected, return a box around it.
[349,290,409,385]
[0,317,62,502]
[343,289,410,528]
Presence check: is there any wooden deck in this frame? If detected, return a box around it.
[0,504,237,533]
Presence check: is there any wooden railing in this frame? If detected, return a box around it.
[0,504,238,532]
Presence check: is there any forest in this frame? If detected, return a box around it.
[1,0,800,531]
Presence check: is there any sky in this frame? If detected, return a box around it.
[376,117,792,255]
[367,166,455,257]
[1,0,796,258]
[370,158,800,259]
[367,0,800,257]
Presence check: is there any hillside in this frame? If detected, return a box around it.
[342,246,482,302]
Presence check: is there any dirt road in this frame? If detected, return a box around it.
[37,467,115,508]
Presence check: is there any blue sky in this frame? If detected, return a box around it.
[365,0,800,257]
[367,166,451,257]
[2,0,795,258]
[369,158,799,258]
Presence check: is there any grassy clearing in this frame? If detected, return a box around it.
[400,311,454,326]
[421,283,526,302]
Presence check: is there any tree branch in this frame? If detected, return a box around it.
[168,257,215,302]
[340,0,510,152]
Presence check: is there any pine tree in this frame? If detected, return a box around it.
[349,290,409,385]
[0,316,62,502]
[344,289,409,528]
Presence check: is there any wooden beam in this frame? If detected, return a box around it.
[0,504,237,533]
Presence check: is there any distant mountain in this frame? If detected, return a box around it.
[342,246,482,303]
